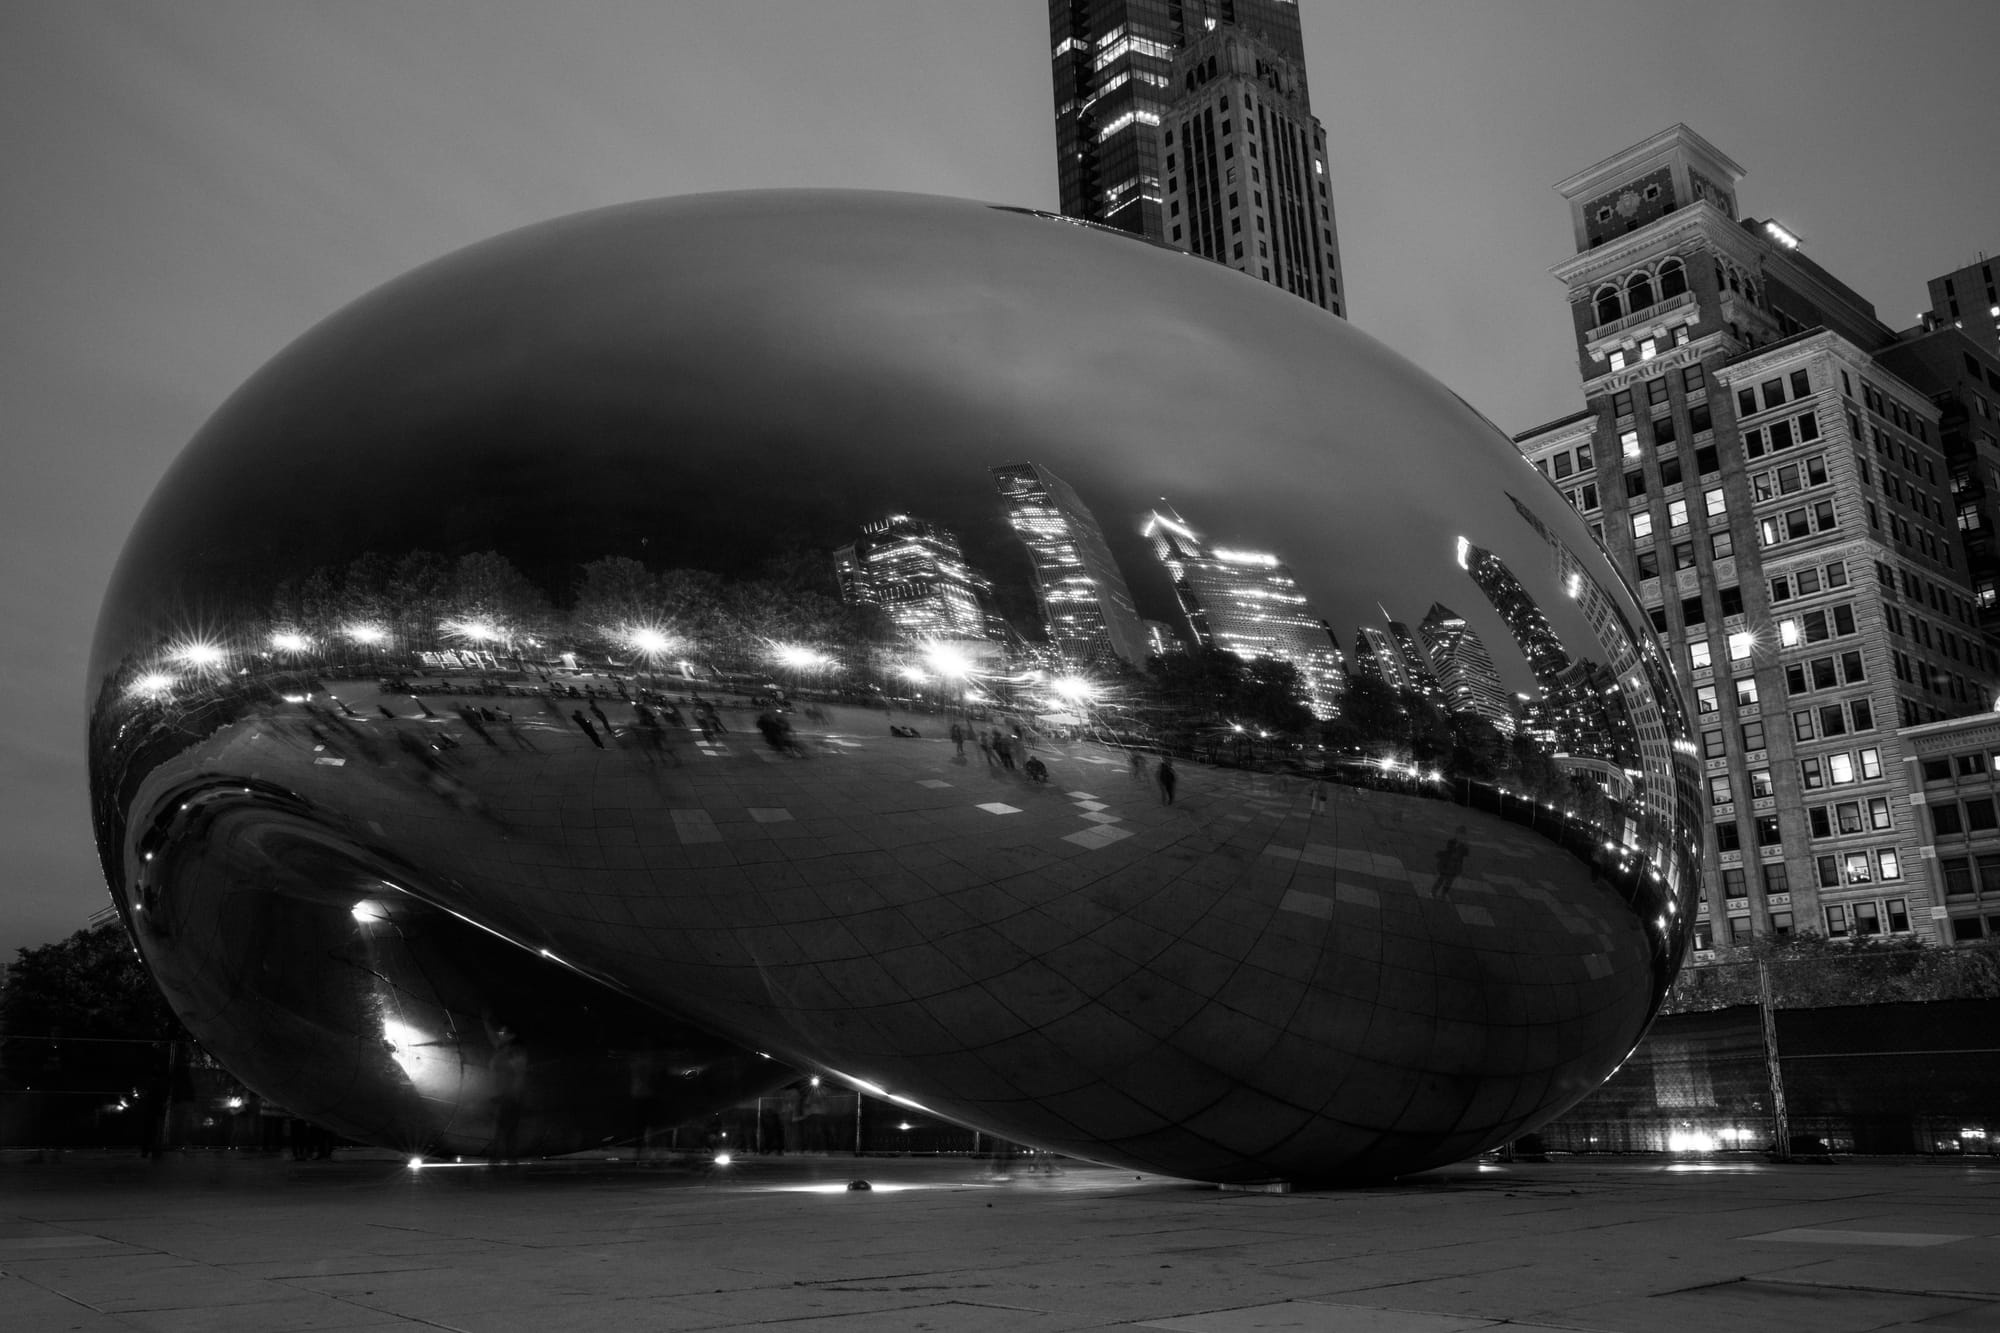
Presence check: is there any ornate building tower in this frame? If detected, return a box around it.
[1516,125,1999,955]
[1046,1,1340,313]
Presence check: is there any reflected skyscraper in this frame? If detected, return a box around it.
[1458,536,1572,686]
[1383,612,1444,706]
[992,462,1148,667]
[1351,624,1406,691]
[833,514,991,642]
[1419,603,1513,734]
[1142,506,1344,717]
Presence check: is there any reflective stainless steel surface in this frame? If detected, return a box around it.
[89,192,1702,1182]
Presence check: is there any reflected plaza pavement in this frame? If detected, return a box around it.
[2,1152,1997,1330]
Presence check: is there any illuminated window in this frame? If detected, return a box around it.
[1668,499,1690,529]
[1727,631,1754,662]
[1705,487,1726,517]
[1631,510,1654,539]
[1689,639,1712,669]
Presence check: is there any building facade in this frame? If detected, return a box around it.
[1515,125,2000,955]
[1046,0,1340,313]
[832,514,992,642]
[1157,27,1343,314]
[1923,254,2000,361]
[1142,506,1345,716]
[991,461,1150,668]
[1903,711,2000,943]
[1418,602,1514,735]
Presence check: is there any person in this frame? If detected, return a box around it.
[571,710,605,748]
[1156,754,1177,804]
[1433,826,1471,898]
[1023,755,1048,783]
[1128,750,1147,783]
[978,729,997,767]
[949,721,965,756]
[486,1018,530,1164]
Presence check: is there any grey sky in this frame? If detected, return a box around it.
[4,0,1998,958]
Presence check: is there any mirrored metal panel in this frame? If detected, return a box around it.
[89,192,1702,1182]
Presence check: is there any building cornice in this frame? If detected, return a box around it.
[1553,123,1747,200]
[1552,201,1760,293]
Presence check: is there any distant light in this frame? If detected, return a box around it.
[269,631,310,652]
[626,627,673,655]
[899,1121,912,1131]
[772,643,832,670]
[128,672,176,698]
[346,625,387,645]
[225,1096,245,1110]
[1991,305,1999,318]
[1049,674,1097,704]
[351,900,388,924]
[173,642,225,668]
[443,618,499,644]
[922,643,974,680]
[408,1156,425,1170]
[1213,548,1279,567]
[1763,221,1800,249]
[712,1152,733,1167]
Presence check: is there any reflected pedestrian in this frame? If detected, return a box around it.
[1156,755,1177,805]
[572,710,605,748]
[1433,826,1471,898]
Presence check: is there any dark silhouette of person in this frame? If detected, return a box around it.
[572,710,605,748]
[487,1020,530,1165]
[589,699,613,736]
[950,722,965,755]
[1433,826,1472,898]
[1156,755,1177,804]
[978,730,997,766]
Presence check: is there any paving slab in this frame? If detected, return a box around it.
[0,1150,1995,1331]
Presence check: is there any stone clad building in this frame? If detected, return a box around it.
[1516,125,2000,956]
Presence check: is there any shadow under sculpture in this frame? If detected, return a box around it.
[88,192,1703,1183]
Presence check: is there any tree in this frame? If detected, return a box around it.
[0,921,180,1042]
[1,921,185,1104]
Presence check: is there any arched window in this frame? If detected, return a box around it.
[1727,265,1741,294]
[1744,280,1759,307]
[1658,257,1687,299]
[1595,286,1623,325]
[1626,270,1656,312]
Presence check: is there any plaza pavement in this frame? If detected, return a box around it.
[2,1150,1997,1331]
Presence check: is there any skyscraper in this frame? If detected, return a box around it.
[992,462,1149,668]
[1382,611,1443,706]
[832,514,991,642]
[1457,536,1571,686]
[1142,506,1344,717]
[1419,602,1513,735]
[1158,26,1343,313]
[1046,1,1340,312]
[1516,124,2000,953]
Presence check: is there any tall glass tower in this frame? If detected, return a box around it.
[1143,506,1344,717]
[992,462,1149,668]
[833,514,991,642]
[1419,602,1514,735]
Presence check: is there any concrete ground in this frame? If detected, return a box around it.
[2,1150,1996,1331]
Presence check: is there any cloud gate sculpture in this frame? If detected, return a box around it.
[88,192,1701,1183]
